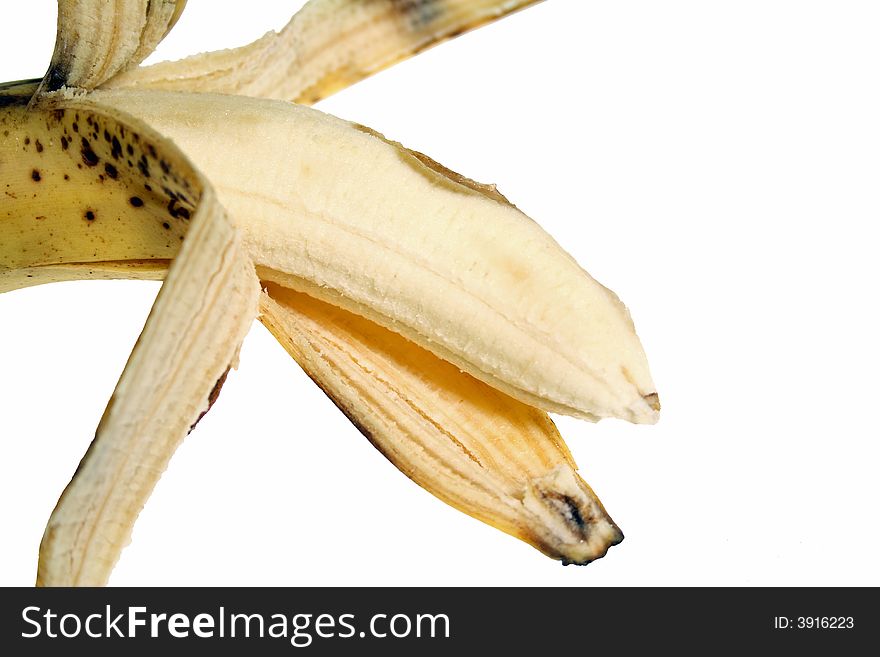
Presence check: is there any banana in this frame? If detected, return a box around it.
[1,0,659,585]
[45,0,187,91]
[106,0,542,103]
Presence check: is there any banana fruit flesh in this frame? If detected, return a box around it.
[108,0,542,104]
[95,88,659,425]
[0,0,659,584]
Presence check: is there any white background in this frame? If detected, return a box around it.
[1,1,879,586]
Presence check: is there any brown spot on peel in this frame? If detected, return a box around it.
[80,138,99,166]
[137,155,150,177]
[390,0,444,30]
[189,367,231,433]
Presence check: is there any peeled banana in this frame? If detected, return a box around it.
[0,0,658,586]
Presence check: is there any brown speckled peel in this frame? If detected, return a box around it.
[0,82,193,290]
